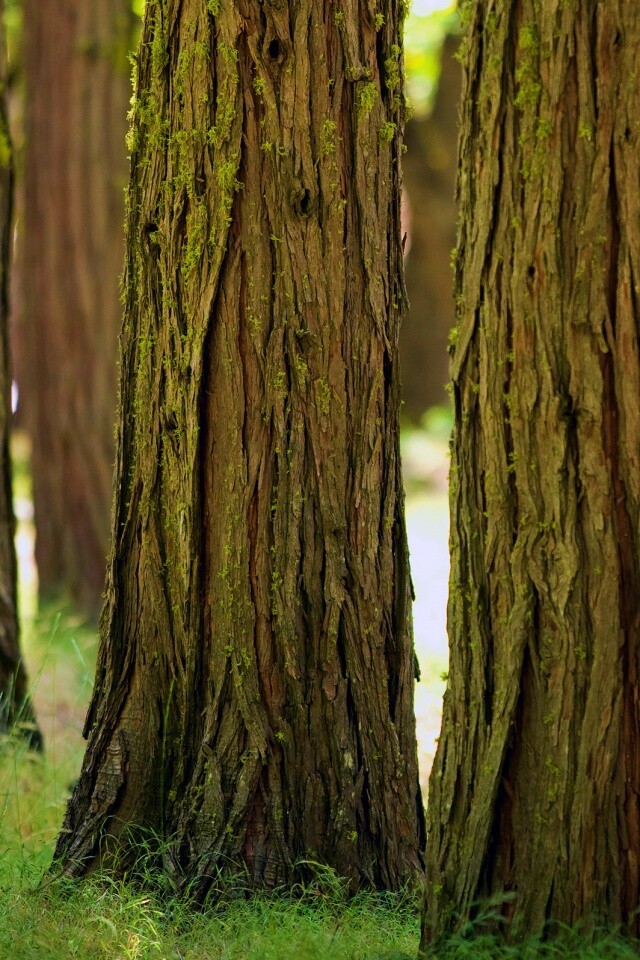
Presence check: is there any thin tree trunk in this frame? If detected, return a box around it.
[0,0,41,749]
[423,0,640,945]
[401,34,460,420]
[22,0,133,615]
[54,0,424,891]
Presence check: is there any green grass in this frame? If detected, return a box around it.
[0,847,420,959]
[1,815,639,960]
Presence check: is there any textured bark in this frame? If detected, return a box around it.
[54,0,424,891]
[0,1,41,749]
[22,0,133,614]
[401,34,460,419]
[422,0,640,945]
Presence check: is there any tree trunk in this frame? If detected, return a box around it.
[422,1,640,945]
[401,34,460,420]
[0,0,41,750]
[54,0,424,891]
[21,0,133,615]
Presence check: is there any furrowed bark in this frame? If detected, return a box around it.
[55,0,424,891]
[22,0,133,615]
[0,0,41,749]
[423,0,640,945]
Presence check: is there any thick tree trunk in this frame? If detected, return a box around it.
[401,34,460,420]
[22,0,133,615]
[54,0,424,891]
[0,2,41,749]
[422,1,640,946]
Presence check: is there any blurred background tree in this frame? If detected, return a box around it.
[17,0,135,616]
[402,3,459,422]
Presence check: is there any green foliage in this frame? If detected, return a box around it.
[420,404,454,440]
[404,5,458,115]
[3,0,22,73]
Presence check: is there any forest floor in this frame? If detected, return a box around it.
[2,429,639,958]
